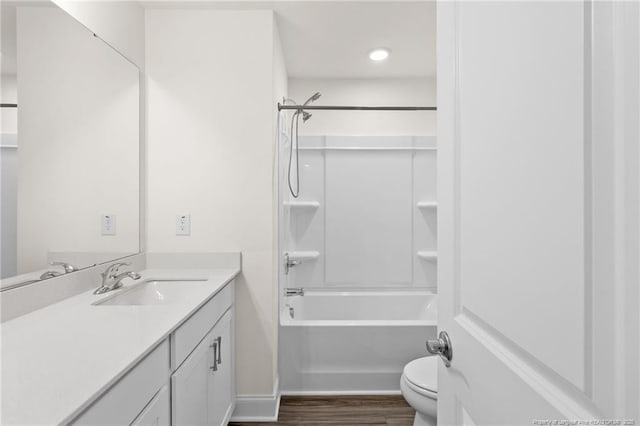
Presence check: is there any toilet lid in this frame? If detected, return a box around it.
[403,356,438,392]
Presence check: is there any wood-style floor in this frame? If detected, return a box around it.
[229,395,415,426]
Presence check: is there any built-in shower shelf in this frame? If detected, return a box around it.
[417,251,438,261]
[287,251,320,261]
[416,201,438,209]
[284,201,320,210]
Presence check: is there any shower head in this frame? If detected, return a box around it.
[302,92,322,106]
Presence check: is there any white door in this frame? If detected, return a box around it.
[436,1,639,425]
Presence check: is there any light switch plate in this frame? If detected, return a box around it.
[101,214,116,236]
[176,214,191,236]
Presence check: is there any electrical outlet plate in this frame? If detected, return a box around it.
[102,214,116,236]
[176,214,190,236]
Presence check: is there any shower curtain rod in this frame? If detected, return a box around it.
[277,103,436,111]
[1,104,17,108]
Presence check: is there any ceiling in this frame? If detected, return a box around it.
[274,1,435,78]
[141,1,436,79]
[2,1,436,79]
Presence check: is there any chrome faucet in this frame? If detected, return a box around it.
[93,262,141,295]
[50,261,78,273]
[40,261,79,279]
[39,270,62,279]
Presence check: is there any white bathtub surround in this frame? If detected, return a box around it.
[280,291,437,394]
[281,290,437,325]
[281,135,437,290]
[0,252,240,425]
[278,133,438,394]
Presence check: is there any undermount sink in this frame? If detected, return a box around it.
[93,279,207,306]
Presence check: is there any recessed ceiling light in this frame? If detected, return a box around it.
[369,48,391,62]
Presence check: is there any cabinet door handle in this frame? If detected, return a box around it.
[216,336,222,365]
[210,341,218,372]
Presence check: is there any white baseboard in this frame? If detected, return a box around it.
[281,390,402,396]
[280,370,404,395]
[230,380,281,422]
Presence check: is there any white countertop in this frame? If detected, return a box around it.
[1,267,240,425]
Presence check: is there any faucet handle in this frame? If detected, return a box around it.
[103,262,131,279]
[50,261,78,273]
[94,262,137,294]
[110,271,141,291]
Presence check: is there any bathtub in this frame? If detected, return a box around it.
[279,290,437,394]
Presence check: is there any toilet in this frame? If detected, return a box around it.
[400,356,438,426]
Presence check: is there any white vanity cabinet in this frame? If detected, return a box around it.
[172,309,234,426]
[131,385,171,426]
[71,280,235,426]
[71,340,171,426]
[208,310,233,425]
[171,280,235,425]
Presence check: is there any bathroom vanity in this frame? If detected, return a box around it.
[1,255,240,426]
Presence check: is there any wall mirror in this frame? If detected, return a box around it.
[0,2,140,290]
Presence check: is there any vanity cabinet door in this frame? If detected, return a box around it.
[131,385,170,426]
[208,309,234,426]
[172,307,234,426]
[171,328,216,426]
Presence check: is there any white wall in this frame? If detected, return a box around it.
[1,136,17,279]
[51,0,147,254]
[51,0,145,69]
[1,75,18,278]
[146,9,284,400]
[17,6,139,273]
[1,74,17,133]
[271,21,288,391]
[288,77,436,136]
